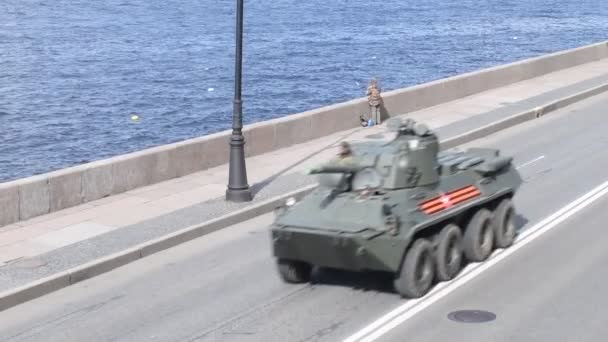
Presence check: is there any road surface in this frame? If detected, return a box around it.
[373,192,608,342]
[2,92,608,342]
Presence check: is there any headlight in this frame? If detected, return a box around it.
[274,206,286,217]
[285,197,296,206]
[384,215,400,235]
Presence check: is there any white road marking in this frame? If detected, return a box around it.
[343,179,608,342]
[516,155,545,169]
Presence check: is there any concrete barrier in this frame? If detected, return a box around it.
[1,41,607,227]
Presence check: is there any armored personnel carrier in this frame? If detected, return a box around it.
[270,118,523,298]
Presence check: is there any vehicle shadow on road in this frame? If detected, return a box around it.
[310,267,398,295]
[305,214,529,295]
[514,213,529,232]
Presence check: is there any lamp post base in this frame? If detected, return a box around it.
[226,134,252,202]
[226,187,252,202]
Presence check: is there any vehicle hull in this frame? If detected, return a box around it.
[269,118,524,298]
[272,227,407,272]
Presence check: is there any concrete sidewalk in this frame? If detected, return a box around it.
[1,58,608,296]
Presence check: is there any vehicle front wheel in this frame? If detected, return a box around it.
[394,239,436,298]
[277,258,312,284]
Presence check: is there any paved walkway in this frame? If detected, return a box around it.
[1,58,607,291]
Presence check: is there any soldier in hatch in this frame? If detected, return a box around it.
[307,141,356,174]
[333,141,355,166]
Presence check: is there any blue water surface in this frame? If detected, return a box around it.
[1,0,607,182]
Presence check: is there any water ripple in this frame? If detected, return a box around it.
[0,0,607,182]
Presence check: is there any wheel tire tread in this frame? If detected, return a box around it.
[463,208,494,262]
[436,224,463,282]
[394,239,435,298]
[493,198,517,248]
[277,259,311,284]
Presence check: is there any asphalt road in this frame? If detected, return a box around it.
[374,192,608,342]
[2,92,608,342]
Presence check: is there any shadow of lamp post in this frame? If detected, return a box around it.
[226,0,253,202]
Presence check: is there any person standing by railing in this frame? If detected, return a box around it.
[366,78,383,125]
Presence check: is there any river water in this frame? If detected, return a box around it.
[1,0,606,182]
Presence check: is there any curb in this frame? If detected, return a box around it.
[1,82,607,312]
[0,185,317,312]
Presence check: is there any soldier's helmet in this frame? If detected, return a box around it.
[338,141,352,157]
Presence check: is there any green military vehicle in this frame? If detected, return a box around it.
[270,118,523,298]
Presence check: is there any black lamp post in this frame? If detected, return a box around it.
[226,0,252,202]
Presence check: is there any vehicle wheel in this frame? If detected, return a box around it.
[463,208,494,262]
[435,224,463,282]
[493,198,517,248]
[277,259,312,284]
[394,239,435,298]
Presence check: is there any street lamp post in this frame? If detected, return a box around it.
[226,0,252,202]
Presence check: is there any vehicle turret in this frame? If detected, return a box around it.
[376,117,440,188]
[310,118,441,193]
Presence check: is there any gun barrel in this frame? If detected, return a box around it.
[310,165,361,174]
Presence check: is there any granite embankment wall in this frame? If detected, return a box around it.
[1,41,607,227]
